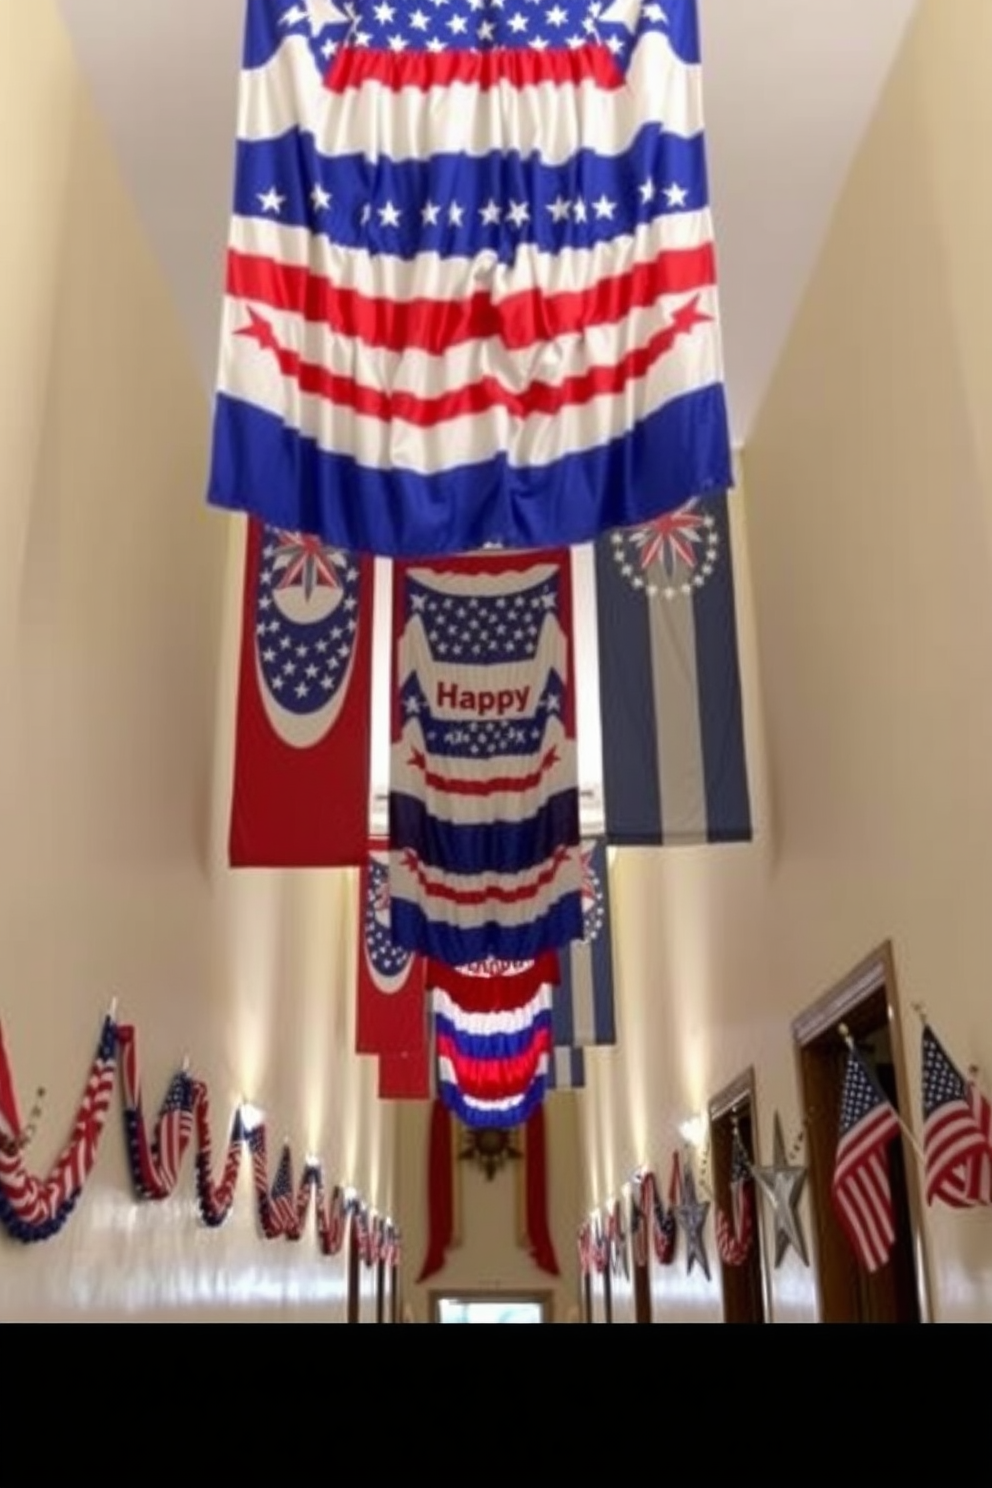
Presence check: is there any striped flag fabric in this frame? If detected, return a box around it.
[546,1046,586,1092]
[921,1023,992,1209]
[430,956,556,1127]
[229,519,374,867]
[205,0,732,559]
[714,1128,754,1267]
[0,1025,23,1151]
[118,1025,195,1201]
[831,1050,901,1273]
[551,839,616,1049]
[595,491,751,846]
[0,1016,117,1242]
[388,550,582,962]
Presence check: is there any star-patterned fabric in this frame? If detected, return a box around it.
[206,0,732,557]
[388,550,582,962]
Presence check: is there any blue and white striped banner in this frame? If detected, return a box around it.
[546,1047,586,1092]
[551,838,616,1049]
[595,491,751,846]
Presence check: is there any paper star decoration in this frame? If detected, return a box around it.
[674,1162,711,1280]
[752,1112,809,1269]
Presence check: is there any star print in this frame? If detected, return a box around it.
[378,200,402,227]
[257,187,286,214]
[310,184,332,211]
[664,182,689,208]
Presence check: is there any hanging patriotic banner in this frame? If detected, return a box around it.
[229,519,374,867]
[0,1015,117,1244]
[356,846,428,1056]
[546,1046,586,1092]
[205,0,731,559]
[388,549,582,963]
[430,956,556,1128]
[595,491,751,845]
[551,839,616,1050]
[378,1048,432,1102]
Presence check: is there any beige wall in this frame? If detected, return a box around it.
[578,0,992,1323]
[398,1097,581,1322]
[0,0,393,1320]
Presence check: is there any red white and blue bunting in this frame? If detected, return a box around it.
[0,1010,398,1268]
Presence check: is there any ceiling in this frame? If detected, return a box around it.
[54,0,918,443]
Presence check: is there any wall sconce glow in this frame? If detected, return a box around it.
[240,1102,265,1135]
[678,1114,707,1149]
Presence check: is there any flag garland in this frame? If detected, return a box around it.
[0,1011,391,1265]
[0,1016,117,1244]
[206,0,733,559]
[388,548,583,962]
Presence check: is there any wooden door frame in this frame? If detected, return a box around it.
[707,1064,771,1324]
[790,939,933,1324]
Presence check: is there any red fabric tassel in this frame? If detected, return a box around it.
[525,1105,560,1276]
[416,1098,454,1282]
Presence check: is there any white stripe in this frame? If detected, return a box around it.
[432,986,553,1036]
[438,1056,550,1110]
[390,849,581,931]
[221,288,697,413]
[227,208,715,306]
[568,940,599,1046]
[218,292,724,472]
[238,33,704,166]
[391,731,577,827]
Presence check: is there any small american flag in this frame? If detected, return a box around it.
[715,1127,753,1268]
[922,1024,992,1208]
[831,1049,901,1273]
[270,1143,299,1236]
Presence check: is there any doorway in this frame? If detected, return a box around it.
[429,1291,552,1324]
[792,942,931,1323]
[708,1067,768,1324]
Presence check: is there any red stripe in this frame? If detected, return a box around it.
[401,845,571,907]
[237,295,708,426]
[407,745,560,797]
[325,43,624,94]
[429,951,559,1009]
[437,1026,551,1100]
[226,243,716,355]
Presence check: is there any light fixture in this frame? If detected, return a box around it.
[239,1101,265,1134]
[678,1114,707,1149]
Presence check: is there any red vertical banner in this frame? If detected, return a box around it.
[378,1048,432,1101]
[229,519,374,867]
[356,844,428,1056]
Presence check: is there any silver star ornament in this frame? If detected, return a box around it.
[674,1162,711,1281]
[752,1112,809,1268]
